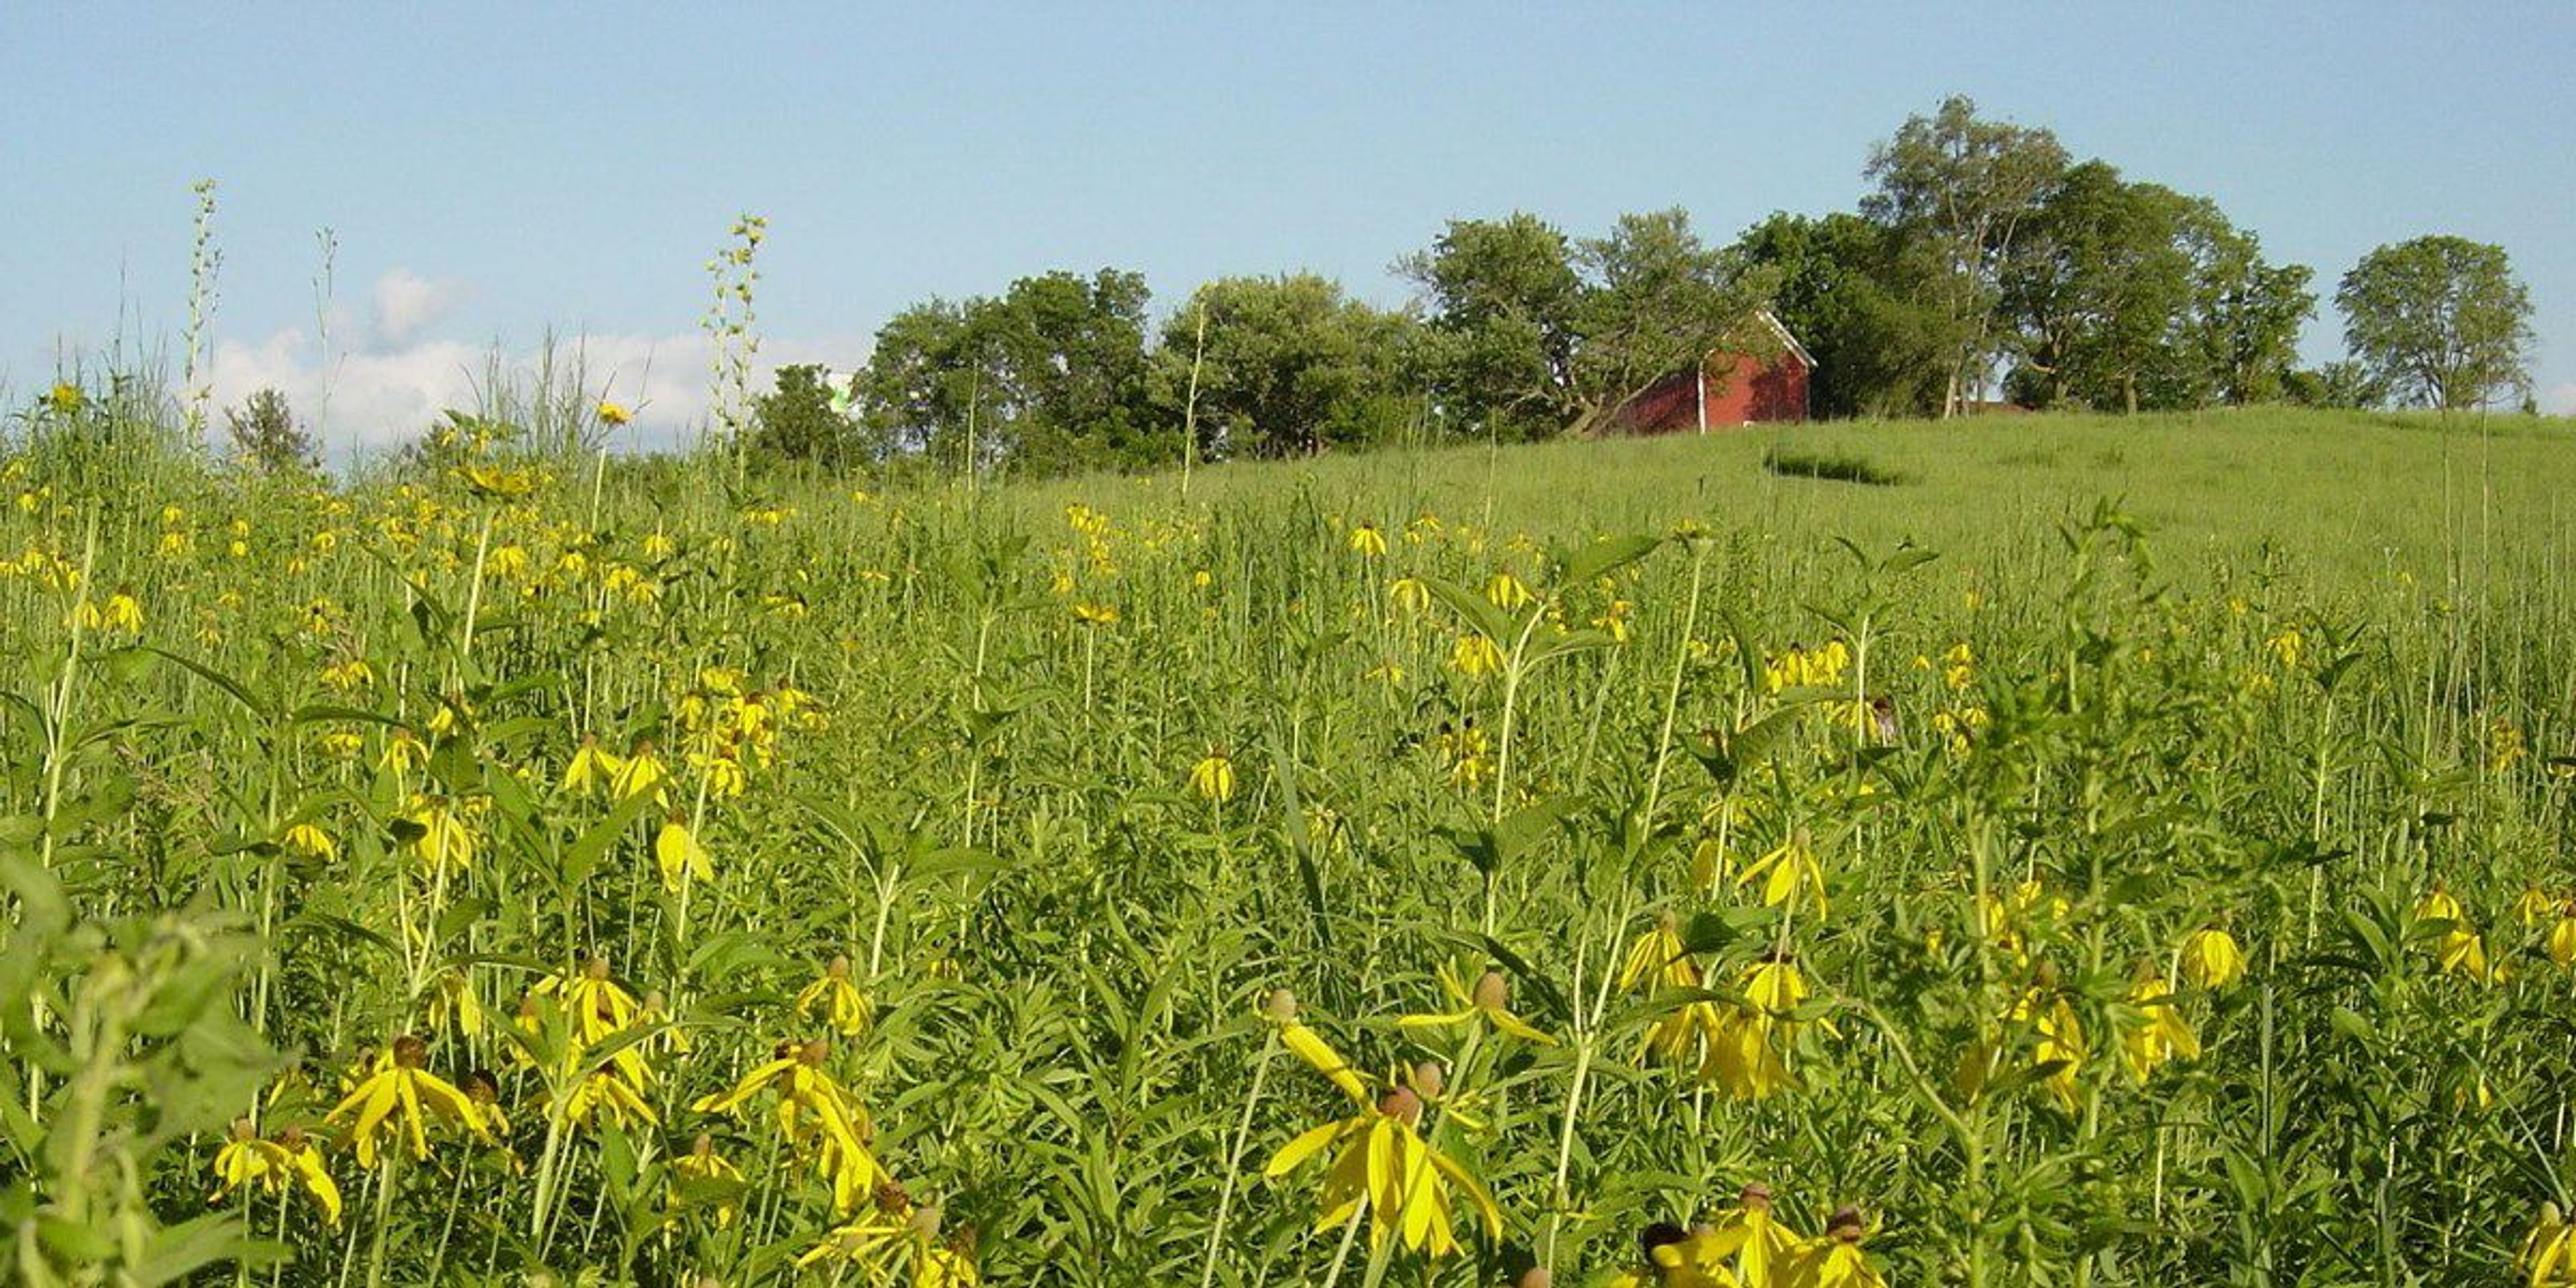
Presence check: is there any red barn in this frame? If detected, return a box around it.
[1603,311,1815,434]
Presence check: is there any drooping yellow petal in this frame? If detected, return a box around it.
[1279,1022,1369,1104]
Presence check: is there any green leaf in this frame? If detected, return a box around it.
[144,647,273,722]
[566,790,661,887]
[1420,575,1513,648]
[1556,532,1661,589]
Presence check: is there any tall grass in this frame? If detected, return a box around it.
[1,392,2573,1285]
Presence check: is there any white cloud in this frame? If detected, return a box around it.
[369,268,468,347]
[2544,382,2576,417]
[207,328,874,460]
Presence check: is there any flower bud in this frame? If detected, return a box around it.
[1473,969,1510,1011]
[1410,1061,1446,1100]
[1378,1085,1422,1126]
[1264,988,1299,1022]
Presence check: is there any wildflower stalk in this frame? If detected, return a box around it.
[363,1154,398,1288]
[1181,300,1208,501]
[1197,1028,1279,1288]
[457,508,497,682]
[1641,541,1713,833]
[1319,1203,1366,1288]
[25,519,98,1124]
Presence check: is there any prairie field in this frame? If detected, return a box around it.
[7,402,2576,1286]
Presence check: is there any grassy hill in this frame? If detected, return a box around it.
[5,404,2575,1285]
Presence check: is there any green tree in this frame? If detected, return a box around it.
[2001,162,2204,413]
[854,268,1156,478]
[855,298,981,468]
[1398,213,1585,438]
[223,386,318,473]
[1862,95,2069,417]
[751,364,865,468]
[2284,360,2390,410]
[1733,211,1951,418]
[2336,235,2534,410]
[971,268,1156,473]
[1148,274,1415,458]
[2186,231,2315,407]
[1569,209,1760,432]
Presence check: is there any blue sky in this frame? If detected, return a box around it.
[5,2,2570,451]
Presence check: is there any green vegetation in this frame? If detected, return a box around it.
[5,386,2575,1284]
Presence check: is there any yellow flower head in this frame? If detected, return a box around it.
[596,400,633,426]
[654,816,712,894]
[2180,926,2246,990]
[1188,750,1236,804]
[1450,632,1505,679]
[325,1034,494,1169]
[795,956,873,1040]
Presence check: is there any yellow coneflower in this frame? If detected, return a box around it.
[1263,1033,1501,1258]
[459,463,536,500]
[692,1039,888,1213]
[795,956,873,1040]
[2414,885,2503,983]
[529,957,643,1053]
[2015,974,2086,1115]
[1450,632,1505,679]
[1697,1183,1803,1287]
[426,965,484,1040]
[1188,750,1237,804]
[611,741,668,804]
[1784,1206,1886,1288]
[1701,1007,1796,1101]
[402,796,476,875]
[2522,1201,2576,1285]
[1348,523,1388,557]
[209,1120,342,1225]
[282,821,337,861]
[1737,832,1828,920]
[1484,571,1536,610]
[2179,926,2246,990]
[2267,628,2304,669]
[562,735,623,795]
[382,729,429,774]
[74,590,145,634]
[1397,964,1557,1045]
[325,1035,494,1169]
[655,815,712,894]
[669,1134,746,1228]
[1618,912,1703,994]
[2550,906,2576,970]
[1389,576,1432,614]
[2117,968,2200,1083]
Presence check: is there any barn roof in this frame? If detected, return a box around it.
[1715,310,1817,371]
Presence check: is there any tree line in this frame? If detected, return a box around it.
[755,97,2536,479]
